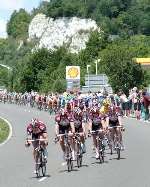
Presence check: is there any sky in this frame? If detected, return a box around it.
[0,0,49,38]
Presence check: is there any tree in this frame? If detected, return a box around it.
[0,67,8,87]
[7,9,31,39]
[52,79,66,93]
[100,37,147,93]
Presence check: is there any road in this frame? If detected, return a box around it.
[0,103,150,187]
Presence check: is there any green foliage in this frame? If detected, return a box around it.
[7,9,31,39]
[0,118,10,144]
[0,0,150,93]
[142,70,150,87]
[52,79,66,93]
[31,1,49,17]
[45,0,150,36]
[100,35,150,93]
[16,47,77,92]
[0,67,8,86]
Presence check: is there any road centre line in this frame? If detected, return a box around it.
[38,177,47,182]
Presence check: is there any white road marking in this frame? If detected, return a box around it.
[0,117,13,147]
[61,162,67,166]
[38,177,47,182]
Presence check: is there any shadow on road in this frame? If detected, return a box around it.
[74,164,89,168]
[59,169,79,173]
[30,174,51,180]
[109,157,126,160]
[91,160,109,165]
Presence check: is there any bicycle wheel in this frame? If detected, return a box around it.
[76,143,82,168]
[71,158,73,170]
[99,150,104,164]
[79,144,83,167]
[98,141,104,164]
[67,158,72,172]
[116,146,120,160]
[79,155,82,167]
[77,154,82,168]
[35,152,41,178]
[77,154,80,168]
[108,140,113,155]
[41,151,47,176]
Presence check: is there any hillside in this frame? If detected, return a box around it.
[0,0,150,93]
[28,14,100,53]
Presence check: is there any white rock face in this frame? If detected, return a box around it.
[28,14,100,53]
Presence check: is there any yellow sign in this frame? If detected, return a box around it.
[66,66,80,80]
[68,67,79,78]
[134,58,150,68]
[135,58,150,64]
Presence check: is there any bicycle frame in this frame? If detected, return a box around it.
[35,144,47,177]
[57,132,73,172]
[74,133,83,168]
[27,139,47,177]
[108,126,123,159]
[91,129,105,163]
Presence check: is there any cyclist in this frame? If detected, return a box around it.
[73,108,86,153]
[105,105,124,150]
[66,102,73,114]
[55,108,76,161]
[25,118,48,173]
[53,96,58,113]
[38,95,42,110]
[89,107,105,159]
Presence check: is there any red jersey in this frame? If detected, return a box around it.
[27,120,46,135]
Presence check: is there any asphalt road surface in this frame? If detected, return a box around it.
[0,103,150,187]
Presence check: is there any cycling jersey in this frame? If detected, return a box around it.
[55,113,74,134]
[107,112,121,127]
[89,112,103,130]
[27,121,47,136]
[73,113,83,131]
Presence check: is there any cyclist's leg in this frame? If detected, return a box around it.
[58,128,66,160]
[78,127,86,153]
[40,133,48,159]
[59,136,65,152]
[32,138,39,173]
[92,133,99,158]
[109,127,115,149]
[69,133,76,160]
[116,127,124,149]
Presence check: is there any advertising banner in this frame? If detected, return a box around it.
[66,66,80,80]
[66,66,80,91]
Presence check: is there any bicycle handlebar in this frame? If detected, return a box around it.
[26,138,48,142]
[108,125,123,129]
[57,132,84,137]
[108,126,125,132]
[91,129,104,133]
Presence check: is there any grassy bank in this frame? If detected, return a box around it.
[0,118,10,144]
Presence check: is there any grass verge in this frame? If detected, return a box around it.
[0,118,10,144]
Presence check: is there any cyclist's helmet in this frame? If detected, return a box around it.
[92,99,98,106]
[74,107,82,115]
[79,101,84,110]
[109,105,117,113]
[103,98,110,106]
[59,108,67,116]
[116,106,121,113]
[90,106,99,115]
[74,108,82,118]
[66,102,71,111]
[31,118,38,127]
